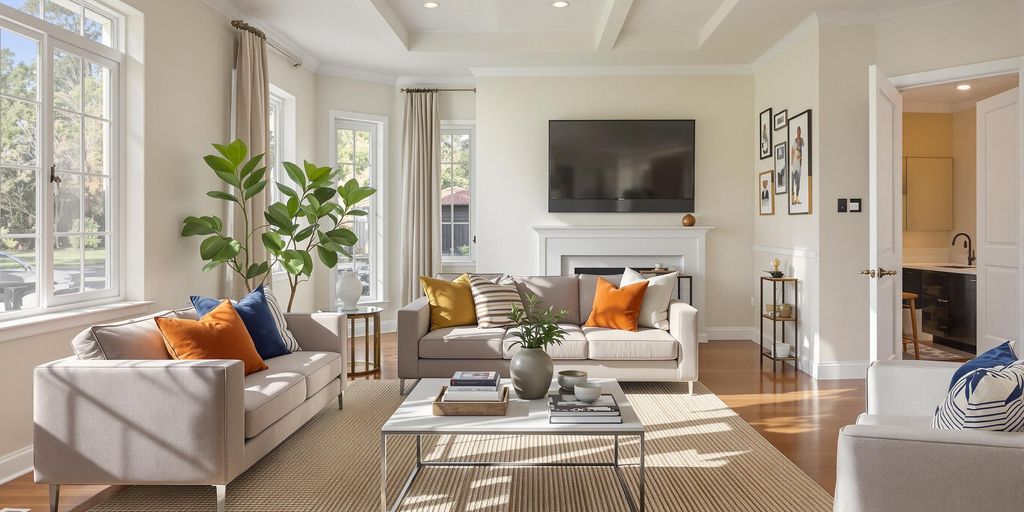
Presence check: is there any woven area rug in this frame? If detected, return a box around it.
[91,380,833,511]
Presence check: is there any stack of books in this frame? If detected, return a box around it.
[547,393,622,424]
[442,371,503,402]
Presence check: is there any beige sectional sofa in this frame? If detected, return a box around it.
[398,273,699,393]
[33,308,347,512]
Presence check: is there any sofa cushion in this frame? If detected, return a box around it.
[243,367,307,439]
[579,274,622,324]
[420,273,478,330]
[584,278,648,331]
[191,285,290,360]
[513,275,580,324]
[584,327,678,360]
[469,275,523,328]
[933,360,1024,431]
[264,351,342,398]
[419,326,506,359]
[72,310,174,360]
[155,301,269,375]
[503,324,587,360]
[621,268,678,330]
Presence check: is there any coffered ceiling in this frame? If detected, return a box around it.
[207,0,962,82]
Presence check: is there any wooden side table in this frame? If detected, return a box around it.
[328,305,382,379]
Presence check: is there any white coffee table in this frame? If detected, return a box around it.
[380,378,646,511]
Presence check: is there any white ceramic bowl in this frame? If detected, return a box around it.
[574,382,602,403]
[558,370,588,391]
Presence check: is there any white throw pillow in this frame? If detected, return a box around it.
[265,287,301,351]
[933,360,1024,432]
[620,268,678,330]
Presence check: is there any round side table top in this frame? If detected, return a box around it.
[324,305,384,316]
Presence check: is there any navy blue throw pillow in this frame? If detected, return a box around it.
[191,285,290,360]
[948,341,1018,391]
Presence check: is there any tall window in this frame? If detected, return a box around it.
[0,2,122,318]
[440,125,473,262]
[333,115,383,302]
[267,92,283,202]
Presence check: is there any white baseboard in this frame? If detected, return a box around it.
[814,360,869,380]
[706,327,757,342]
[0,445,31,485]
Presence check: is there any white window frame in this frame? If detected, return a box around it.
[327,110,387,307]
[440,121,475,264]
[267,84,295,205]
[0,3,126,322]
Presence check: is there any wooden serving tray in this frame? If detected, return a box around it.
[432,386,509,416]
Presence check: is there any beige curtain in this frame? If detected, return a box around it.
[399,91,442,304]
[226,30,270,298]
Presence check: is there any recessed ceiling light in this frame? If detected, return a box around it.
[423,1,439,8]
[552,1,570,7]
[956,84,971,91]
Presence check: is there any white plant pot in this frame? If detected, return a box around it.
[774,343,792,358]
[336,271,362,311]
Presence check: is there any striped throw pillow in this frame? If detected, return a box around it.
[933,360,1024,432]
[265,286,301,352]
[469,275,523,328]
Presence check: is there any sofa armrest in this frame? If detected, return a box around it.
[835,424,1024,512]
[668,299,699,382]
[398,297,430,379]
[866,360,958,416]
[283,312,347,356]
[33,359,245,485]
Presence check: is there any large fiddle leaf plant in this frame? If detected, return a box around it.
[181,139,376,311]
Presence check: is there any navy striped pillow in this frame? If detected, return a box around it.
[933,360,1024,432]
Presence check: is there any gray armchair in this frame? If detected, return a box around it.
[834,360,1024,512]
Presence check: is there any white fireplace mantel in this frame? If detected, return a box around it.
[531,225,714,340]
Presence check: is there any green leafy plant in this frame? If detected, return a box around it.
[263,161,375,311]
[180,139,270,291]
[506,294,569,350]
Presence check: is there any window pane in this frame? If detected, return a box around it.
[441,223,452,257]
[353,165,369,190]
[338,163,353,181]
[44,0,81,34]
[0,97,38,166]
[453,204,469,223]
[441,134,452,162]
[0,167,35,233]
[53,111,81,170]
[53,49,81,112]
[454,133,470,163]
[54,172,80,232]
[83,60,109,118]
[1,28,39,101]
[0,0,40,16]
[53,234,81,294]
[453,224,470,257]
[83,7,113,47]
[453,162,470,189]
[0,237,37,311]
[354,130,370,164]
[440,203,451,223]
[83,117,107,174]
[83,174,105,231]
[83,233,106,291]
[336,129,352,164]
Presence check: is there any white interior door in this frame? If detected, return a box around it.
[868,65,904,362]
[976,86,1022,353]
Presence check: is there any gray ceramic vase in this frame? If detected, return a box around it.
[510,347,554,399]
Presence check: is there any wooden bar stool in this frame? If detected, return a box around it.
[902,292,921,360]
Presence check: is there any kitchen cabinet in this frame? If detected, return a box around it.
[904,267,976,353]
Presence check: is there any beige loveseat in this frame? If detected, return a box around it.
[398,273,699,394]
[33,308,347,512]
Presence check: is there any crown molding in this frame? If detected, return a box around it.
[470,64,752,78]
[395,75,477,87]
[316,64,399,86]
[198,0,321,73]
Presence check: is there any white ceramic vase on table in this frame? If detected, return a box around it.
[336,271,362,311]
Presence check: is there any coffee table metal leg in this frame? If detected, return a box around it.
[613,435,619,466]
[379,433,387,512]
[639,433,646,512]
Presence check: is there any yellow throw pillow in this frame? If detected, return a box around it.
[420,273,477,330]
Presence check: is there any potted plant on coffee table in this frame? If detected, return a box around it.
[506,294,569,399]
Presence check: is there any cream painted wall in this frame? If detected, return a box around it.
[902,112,955,249]
[951,107,977,264]
[475,75,754,330]
[0,0,235,466]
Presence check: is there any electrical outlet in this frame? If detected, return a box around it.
[837,198,848,213]
[849,198,862,212]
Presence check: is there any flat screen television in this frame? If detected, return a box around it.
[548,120,695,212]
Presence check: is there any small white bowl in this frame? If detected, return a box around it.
[574,382,602,403]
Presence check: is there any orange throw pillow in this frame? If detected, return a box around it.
[585,277,649,331]
[154,300,268,375]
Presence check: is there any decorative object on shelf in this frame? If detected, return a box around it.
[573,382,603,403]
[759,170,775,215]
[774,142,788,194]
[181,139,376,311]
[765,258,784,278]
[787,109,812,215]
[760,276,799,373]
[759,107,773,159]
[557,370,588,391]
[773,109,788,130]
[682,213,696,227]
[336,272,362,311]
[507,294,568,399]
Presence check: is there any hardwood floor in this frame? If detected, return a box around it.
[0,336,864,510]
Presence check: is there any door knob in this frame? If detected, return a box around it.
[860,269,876,278]
[878,267,898,277]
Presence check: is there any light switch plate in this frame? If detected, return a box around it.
[849,198,862,212]
[837,198,848,213]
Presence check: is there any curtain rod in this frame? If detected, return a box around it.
[401,88,477,93]
[231,20,303,69]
